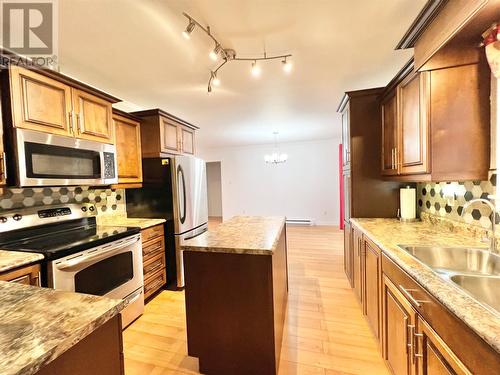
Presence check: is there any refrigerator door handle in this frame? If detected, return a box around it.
[177,165,187,224]
[184,227,208,241]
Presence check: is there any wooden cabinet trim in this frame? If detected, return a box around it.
[0,263,41,286]
[397,70,431,175]
[382,252,500,373]
[113,112,142,184]
[72,89,114,144]
[9,66,73,136]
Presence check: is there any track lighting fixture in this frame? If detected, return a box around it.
[211,71,220,86]
[209,44,222,61]
[251,60,261,77]
[182,19,195,39]
[282,57,292,73]
[181,12,292,92]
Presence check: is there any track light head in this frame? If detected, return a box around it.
[282,57,292,73]
[211,71,221,86]
[182,20,195,39]
[209,44,222,61]
[251,60,261,77]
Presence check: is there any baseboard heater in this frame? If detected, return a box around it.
[285,219,314,226]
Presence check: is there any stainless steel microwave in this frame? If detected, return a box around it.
[11,128,118,187]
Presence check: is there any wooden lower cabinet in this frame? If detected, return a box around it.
[364,238,381,341]
[0,263,41,286]
[343,221,353,286]
[141,224,166,299]
[352,226,363,304]
[346,225,499,375]
[36,315,124,375]
[415,316,471,375]
[382,275,415,375]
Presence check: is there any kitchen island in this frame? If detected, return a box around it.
[0,281,125,375]
[182,216,288,375]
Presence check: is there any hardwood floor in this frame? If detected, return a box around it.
[124,225,389,375]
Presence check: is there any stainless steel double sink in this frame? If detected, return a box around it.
[399,245,500,313]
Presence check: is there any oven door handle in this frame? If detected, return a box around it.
[55,236,140,271]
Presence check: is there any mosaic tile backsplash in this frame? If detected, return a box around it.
[417,173,497,229]
[0,187,126,215]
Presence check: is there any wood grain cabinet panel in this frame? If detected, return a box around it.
[415,316,471,375]
[9,66,73,136]
[382,275,415,375]
[398,71,430,175]
[132,109,198,157]
[381,91,399,176]
[161,118,181,154]
[113,111,142,185]
[364,239,381,342]
[352,226,363,305]
[180,126,195,155]
[341,103,350,169]
[343,221,353,287]
[72,89,114,144]
[0,263,41,286]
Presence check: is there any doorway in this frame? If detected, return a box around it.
[206,161,223,226]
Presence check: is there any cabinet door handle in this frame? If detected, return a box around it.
[75,113,81,134]
[391,148,395,170]
[413,327,424,361]
[0,152,7,181]
[399,285,427,308]
[68,111,74,134]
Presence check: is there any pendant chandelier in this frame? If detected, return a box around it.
[181,13,293,92]
[264,132,288,164]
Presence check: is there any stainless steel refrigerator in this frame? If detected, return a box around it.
[126,156,208,288]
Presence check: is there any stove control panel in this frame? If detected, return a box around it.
[0,203,97,232]
[38,207,71,219]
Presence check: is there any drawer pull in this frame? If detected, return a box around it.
[144,244,163,255]
[145,278,164,293]
[399,285,427,308]
[144,261,163,274]
[413,328,424,361]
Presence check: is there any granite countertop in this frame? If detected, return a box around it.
[350,218,500,352]
[182,216,286,255]
[97,214,166,230]
[0,281,124,375]
[0,250,44,273]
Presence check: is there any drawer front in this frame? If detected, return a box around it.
[382,253,500,373]
[0,264,41,286]
[143,251,166,278]
[141,224,164,243]
[142,236,165,263]
[144,268,166,300]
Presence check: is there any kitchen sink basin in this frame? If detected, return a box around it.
[399,245,500,313]
[450,274,500,312]
[400,246,499,276]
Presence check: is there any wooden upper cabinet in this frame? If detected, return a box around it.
[133,109,199,157]
[381,91,398,176]
[9,65,73,137]
[398,71,430,175]
[180,126,195,155]
[7,66,119,144]
[73,89,114,144]
[341,103,350,169]
[382,275,415,375]
[415,316,471,375]
[113,111,142,185]
[161,118,181,154]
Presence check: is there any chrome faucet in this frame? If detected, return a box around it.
[461,198,497,253]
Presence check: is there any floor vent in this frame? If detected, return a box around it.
[286,219,314,226]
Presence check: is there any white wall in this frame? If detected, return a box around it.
[199,138,340,226]
[206,162,223,217]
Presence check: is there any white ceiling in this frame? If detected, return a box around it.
[58,0,426,149]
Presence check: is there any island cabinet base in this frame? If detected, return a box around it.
[184,229,288,375]
[36,315,124,375]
